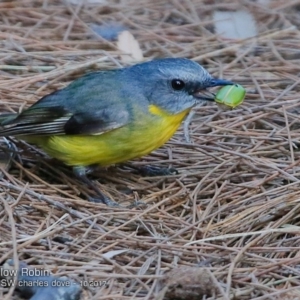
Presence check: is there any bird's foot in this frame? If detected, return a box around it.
[88,195,120,207]
[137,165,179,177]
[73,166,119,207]
[73,166,146,208]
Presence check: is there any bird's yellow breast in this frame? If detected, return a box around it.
[30,105,190,167]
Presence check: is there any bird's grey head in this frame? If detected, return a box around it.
[125,58,233,114]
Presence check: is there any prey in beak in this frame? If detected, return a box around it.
[193,78,235,101]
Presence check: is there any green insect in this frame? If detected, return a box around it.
[215,84,246,108]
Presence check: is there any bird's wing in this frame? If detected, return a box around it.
[0,97,130,136]
[0,70,140,136]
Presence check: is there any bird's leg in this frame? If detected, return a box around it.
[73,166,120,207]
[73,166,145,208]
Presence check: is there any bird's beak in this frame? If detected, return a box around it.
[193,78,235,101]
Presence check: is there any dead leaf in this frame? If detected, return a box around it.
[213,10,257,40]
[117,30,143,63]
[90,23,127,41]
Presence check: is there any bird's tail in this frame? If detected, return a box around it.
[0,113,17,125]
[0,113,18,136]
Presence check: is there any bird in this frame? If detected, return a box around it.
[0,58,234,206]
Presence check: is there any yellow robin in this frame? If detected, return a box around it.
[0,58,234,206]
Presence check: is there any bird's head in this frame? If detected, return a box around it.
[126,58,234,114]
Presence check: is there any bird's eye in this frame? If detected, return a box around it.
[171,79,185,90]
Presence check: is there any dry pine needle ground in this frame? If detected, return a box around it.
[1,1,300,299]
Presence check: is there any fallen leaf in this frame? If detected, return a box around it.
[213,10,257,40]
[117,30,143,63]
[90,23,127,41]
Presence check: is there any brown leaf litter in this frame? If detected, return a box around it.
[1,0,300,299]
